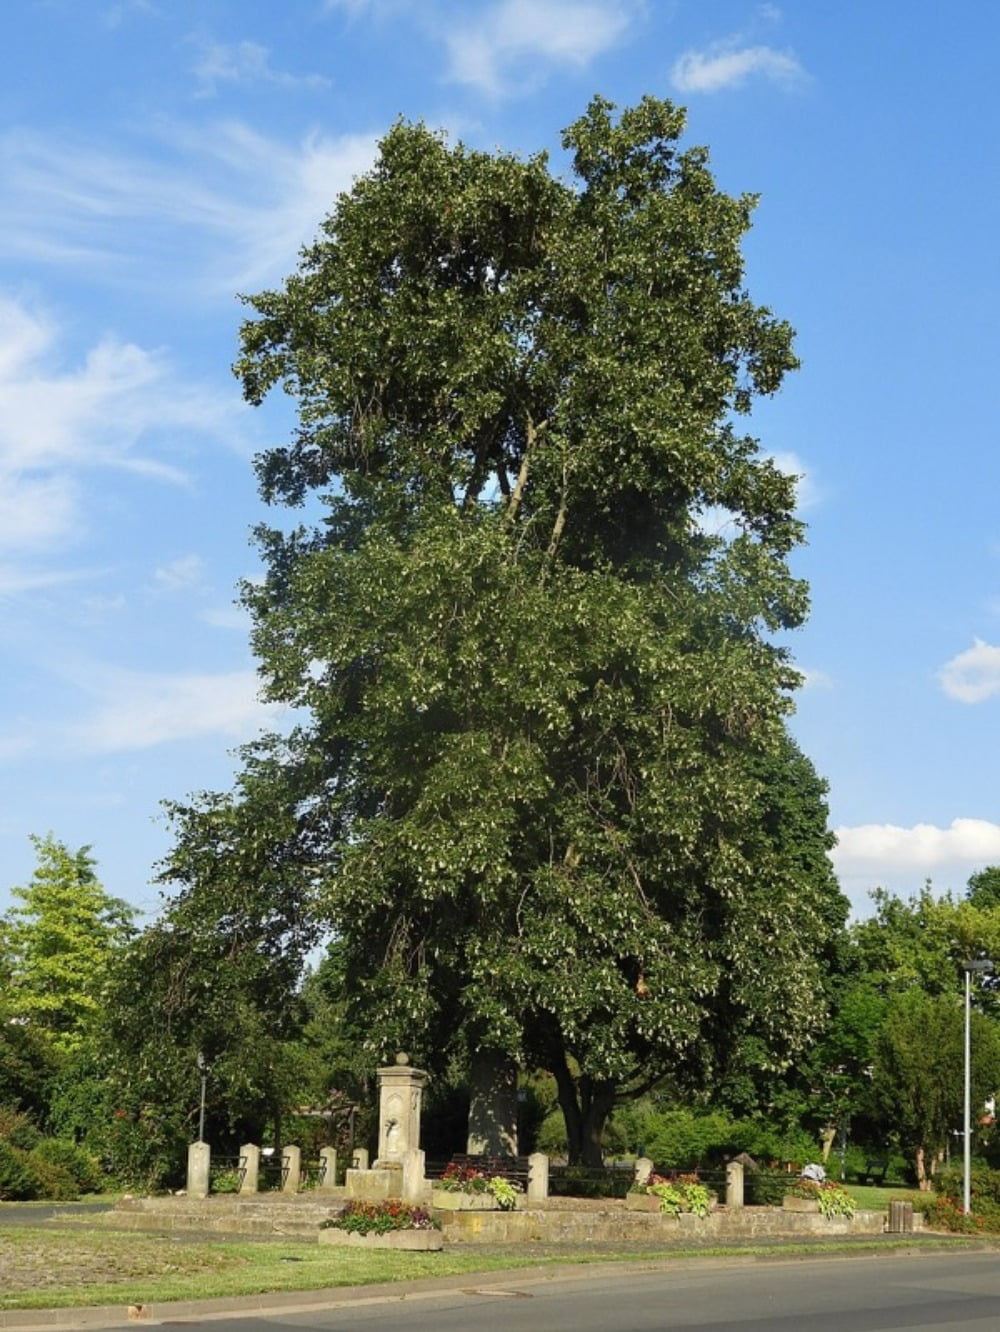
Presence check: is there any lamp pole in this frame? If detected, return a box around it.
[197,1051,208,1145]
[963,959,993,1214]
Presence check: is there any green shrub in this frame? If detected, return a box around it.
[23,1152,79,1200]
[0,1142,38,1199]
[0,1107,42,1151]
[31,1138,105,1194]
[931,1166,1000,1232]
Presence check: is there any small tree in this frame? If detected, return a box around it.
[4,835,133,1058]
[872,988,1000,1189]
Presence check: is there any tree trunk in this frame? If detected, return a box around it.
[551,1058,615,1166]
[915,1145,930,1190]
[466,1047,518,1156]
[819,1124,837,1163]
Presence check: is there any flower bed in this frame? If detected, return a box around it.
[434,1162,522,1210]
[320,1199,442,1249]
[628,1173,713,1217]
[783,1179,855,1219]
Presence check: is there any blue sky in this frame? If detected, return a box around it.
[3,0,999,921]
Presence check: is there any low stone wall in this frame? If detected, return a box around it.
[436,1205,891,1244]
[100,1194,897,1245]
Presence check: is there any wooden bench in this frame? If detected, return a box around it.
[857,1158,889,1186]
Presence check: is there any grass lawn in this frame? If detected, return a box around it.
[844,1184,927,1211]
[0,1226,559,1310]
[0,1223,992,1312]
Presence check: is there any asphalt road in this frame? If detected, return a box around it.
[174,1252,1000,1332]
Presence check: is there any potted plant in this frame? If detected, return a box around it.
[627,1173,713,1217]
[782,1178,856,1218]
[319,1200,443,1250]
[431,1162,522,1211]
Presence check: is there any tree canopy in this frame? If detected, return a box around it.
[3,835,134,1059]
[162,95,847,1162]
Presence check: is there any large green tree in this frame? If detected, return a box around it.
[172,96,843,1162]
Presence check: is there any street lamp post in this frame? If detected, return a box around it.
[197,1051,208,1145]
[963,959,993,1215]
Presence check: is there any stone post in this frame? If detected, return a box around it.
[239,1143,260,1194]
[527,1152,549,1203]
[282,1145,301,1193]
[186,1141,210,1199]
[375,1053,429,1167]
[725,1160,744,1209]
[634,1157,654,1189]
[318,1146,337,1191]
[402,1147,426,1203]
[352,1147,369,1171]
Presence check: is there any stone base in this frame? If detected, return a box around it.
[345,1167,401,1202]
[431,1190,502,1211]
[625,1193,662,1212]
[319,1227,442,1251]
[782,1196,820,1213]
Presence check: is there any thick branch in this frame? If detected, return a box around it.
[505,417,547,525]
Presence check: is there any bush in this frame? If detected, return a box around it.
[0,1107,42,1151]
[31,1138,105,1194]
[931,1165,1000,1232]
[0,1142,37,1199]
[23,1153,79,1200]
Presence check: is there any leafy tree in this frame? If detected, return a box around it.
[967,866,1000,911]
[99,773,327,1178]
[872,987,1000,1188]
[174,95,843,1163]
[3,835,133,1059]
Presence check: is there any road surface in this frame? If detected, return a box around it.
[169,1251,1000,1332]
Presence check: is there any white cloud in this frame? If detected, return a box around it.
[768,450,821,510]
[834,818,1000,873]
[0,295,237,558]
[939,639,1000,703]
[671,42,804,94]
[0,564,98,597]
[1,123,378,295]
[153,555,206,592]
[798,666,833,690]
[69,666,282,752]
[191,37,330,98]
[446,0,632,96]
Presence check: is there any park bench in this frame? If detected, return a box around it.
[857,1158,889,1186]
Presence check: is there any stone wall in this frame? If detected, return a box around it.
[436,1205,890,1244]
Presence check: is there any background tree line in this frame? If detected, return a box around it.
[4,831,1000,1194]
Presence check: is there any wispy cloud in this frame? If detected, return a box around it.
[798,666,834,690]
[939,639,1000,703]
[0,295,236,558]
[671,41,804,94]
[446,0,633,97]
[152,554,206,593]
[68,665,283,753]
[834,818,1000,874]
[1,123,378,295]
[190,37,331,98]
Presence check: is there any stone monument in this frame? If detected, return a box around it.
[345,1052,429,1203]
